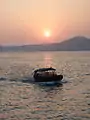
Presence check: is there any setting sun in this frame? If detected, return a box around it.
[44,30,51,37]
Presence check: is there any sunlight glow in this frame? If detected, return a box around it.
[44,30,51,37]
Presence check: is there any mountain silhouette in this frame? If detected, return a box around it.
[53,36,90,51]
[1,36,90,51]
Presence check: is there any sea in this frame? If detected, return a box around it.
[0,51,90,120]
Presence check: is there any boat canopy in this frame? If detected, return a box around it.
[34,67,56,73]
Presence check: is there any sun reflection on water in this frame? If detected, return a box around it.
[43,53,53,68]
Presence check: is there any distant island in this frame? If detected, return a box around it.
[1,36,90,52]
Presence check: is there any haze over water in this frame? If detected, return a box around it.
[0,0,90,119]
[0,52,90,120]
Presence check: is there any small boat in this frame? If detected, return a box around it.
[33,67,63,82]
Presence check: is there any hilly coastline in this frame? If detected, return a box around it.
[1,36,90,52]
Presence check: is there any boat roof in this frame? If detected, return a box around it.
[34,67,56,73]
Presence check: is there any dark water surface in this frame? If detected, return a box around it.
[0,52,90,120]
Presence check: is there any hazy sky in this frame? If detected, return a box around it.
[0,0,90,45]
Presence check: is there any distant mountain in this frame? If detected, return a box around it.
[1,36,90,51]
[53,36,90,51]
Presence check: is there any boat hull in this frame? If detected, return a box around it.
[34,75,63,82]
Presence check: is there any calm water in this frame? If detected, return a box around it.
[0,51,90,120]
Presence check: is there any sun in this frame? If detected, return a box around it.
[44,30,51,37]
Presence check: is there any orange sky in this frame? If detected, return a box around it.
[0,0,90,45]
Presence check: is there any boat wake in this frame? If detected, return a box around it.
[0,75,68,87]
